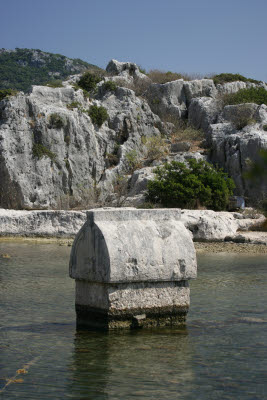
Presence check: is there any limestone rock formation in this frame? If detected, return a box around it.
[0,58,267,209]
[0,208,264,242]
[0,74,161,209]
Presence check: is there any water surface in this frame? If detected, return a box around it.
[0,242,266,399]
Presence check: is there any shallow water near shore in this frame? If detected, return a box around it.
[0,242,266,399]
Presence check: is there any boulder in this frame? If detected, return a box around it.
[170,142,191,152]
[188,97,219,131]
[145,80,187,120]
[181,209,265,241]
[183,79,217,103]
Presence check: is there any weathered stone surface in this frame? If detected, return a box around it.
[209,124,267,200]
[183,79,217,103]
[219,103,259,126]
[70,208,197,282]
[0,208,86,237]
[106,59,151,87]
[0,76,161,209]
[188,97,219,131]
[145,80,187,120]
[75,281,189,329]
[69,208,197,329]
[0,208,264,242]
[181,209,265,241]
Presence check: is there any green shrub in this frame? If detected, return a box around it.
[49,113,65,129]
[138,66,146,74]
[78,71,103,93]
[222,87,267,107]
[66,101,82,110]
[212,73,261,85]
[88,105,108,127]
[46,80,63,88]
[263,125,267,131]
[0,88,18,101]
[32,143,56,160]
[103,80,117,92]
[125,150,142,173]
[147,159,235,211]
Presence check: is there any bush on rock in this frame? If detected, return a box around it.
[147,159,235,211]
[78,71,104,93]
[88,105,108,127]
[223,87,267,107]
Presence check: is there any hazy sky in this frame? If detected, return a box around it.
[1,0,267,81]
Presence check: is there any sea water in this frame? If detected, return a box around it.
[0,242,266,399]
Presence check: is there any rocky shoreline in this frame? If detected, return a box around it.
[0,208,266,253]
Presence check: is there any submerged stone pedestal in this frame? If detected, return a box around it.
[69,208,197,329]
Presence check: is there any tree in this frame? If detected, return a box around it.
[147,159,235,211]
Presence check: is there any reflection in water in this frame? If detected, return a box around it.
[69,328,195,400]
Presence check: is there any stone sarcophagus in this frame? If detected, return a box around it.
[69,208,197,329]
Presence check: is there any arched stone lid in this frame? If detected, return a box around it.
[69,208,197,283]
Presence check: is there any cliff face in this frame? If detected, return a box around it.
[0,70,162,209]
[0,59,267,210]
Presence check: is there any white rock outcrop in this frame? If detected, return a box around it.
[0,208,264,242]
[1,59,267,209]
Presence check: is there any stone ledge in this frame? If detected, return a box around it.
[87,208,181,222]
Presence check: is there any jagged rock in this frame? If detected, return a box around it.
[188,97,219,131]
[219,103,259,127]
[1,58,267,209]
[183,79,217,103]
[145,80,187,120]
[145,79,217,123]
[169,151,207,163]
[0,79,161,209]
[209,124,267,200]
[181,209,265,241]
[216,81,267,95]
[106,59,151,88]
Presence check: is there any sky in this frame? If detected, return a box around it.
[1,0,267,81]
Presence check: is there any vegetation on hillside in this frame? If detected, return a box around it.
[147,159,235,211]
[212,73,261,85]
[223,87,267,107]
[0,88,18,101]
[77,70,104,93]
[88,105,108,127]
[0,48,101,92]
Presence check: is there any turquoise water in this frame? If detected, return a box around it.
[0,242,266,399]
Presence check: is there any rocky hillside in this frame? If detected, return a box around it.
[0,48,101,92]
[0,59,266,210]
